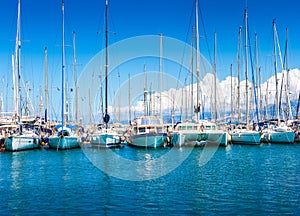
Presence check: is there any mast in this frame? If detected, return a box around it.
[244,9,249,125]
[0,78,3,117]
[118,72,120,122]
[143,64,147,116]
[14,0,21,119]
[213,32,217,123]
[190,26,194,118]
[25,81,30,116]
[149,83,152,115]
[72,31,78,124]
[61,0,65,127]
[296,92,300,119]
[230,64,233,120]
[254,33,260,121]
[103,0,110,128]
[159,33,163,121]
[195,0,201,121]
[259,67,262,120]
[128,73,131,123]
[273,20,280,125]
[237,26,242,122]
[39,85,43,119]
[44,47,49,122]
[249,31,260,125]
[284,28,292,120]
[265,80,269,119]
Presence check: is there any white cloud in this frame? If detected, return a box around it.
[109,68,299,122]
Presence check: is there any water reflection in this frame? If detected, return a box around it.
[82,145,194,181]
[11,152,23,190]
[0,144,299,214]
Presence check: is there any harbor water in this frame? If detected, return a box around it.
[0,144,299,215]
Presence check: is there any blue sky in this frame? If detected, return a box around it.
[0,0,299,117]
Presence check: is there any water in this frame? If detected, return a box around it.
[1,144,300,215]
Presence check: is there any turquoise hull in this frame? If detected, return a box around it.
[261,131,295,143]
[171,131,227,147]
[49,136,80,150]
[4,136,39,151]
[90,133,121,148]
[127,133,167,148]
[230,131,261,145]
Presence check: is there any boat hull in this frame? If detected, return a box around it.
[295,131,300,143]
[4,136,39,151]
[230,131,261,145]
[261,131,295,144]
[171,131,227,147]
[127,133,166,148]
[49,136,80,150]
[90,133,121,148]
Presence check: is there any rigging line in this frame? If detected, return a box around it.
[283,32,288,68]
[175,0,195,90]
[95,1,106,54]
[198,2,212,65]
[274,23,285,119]
[279,70,284,117]
[296,91,300,119]
[246,18,259,123]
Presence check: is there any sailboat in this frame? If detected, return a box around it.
[48,0,80,150]
[260,20,294,144]
[127,116,166,148]
[229,9,261,145]
[292,93,300,142]
[4,0,39,151]
[126,61,167,148]
[171,0,227,147]
[89,0,122,148]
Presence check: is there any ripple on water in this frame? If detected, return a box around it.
[0,144,299,214]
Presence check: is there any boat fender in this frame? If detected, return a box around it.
[201,125,205,132]
[120,136,125,142]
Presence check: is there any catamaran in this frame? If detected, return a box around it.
[171,120,227,147]
[170,0,227,147]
